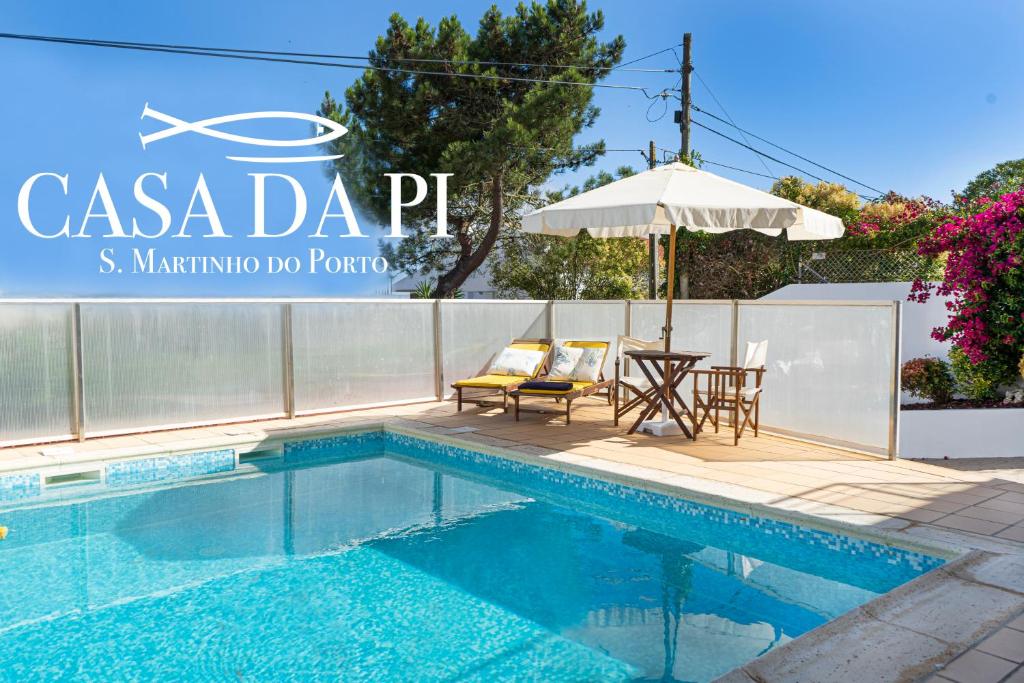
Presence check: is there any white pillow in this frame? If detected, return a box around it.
[569,347,604,382]
[488,347,544,377]
[547,345,584,380]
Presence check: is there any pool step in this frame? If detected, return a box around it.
[44,469,102,488]
[238,446,284,464]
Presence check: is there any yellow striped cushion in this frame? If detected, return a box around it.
[453,374,528,389]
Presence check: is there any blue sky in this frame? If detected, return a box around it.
[1,1,1022,297]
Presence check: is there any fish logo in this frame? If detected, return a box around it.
[139,104,347,163]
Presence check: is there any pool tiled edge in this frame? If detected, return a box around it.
[384,424,965,562]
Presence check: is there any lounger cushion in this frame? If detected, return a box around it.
[488,346,546,377]
[453,374,527,389]
[519,380,573,391]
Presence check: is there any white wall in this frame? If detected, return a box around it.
[901,409,1024,459]
[764,283,953,405]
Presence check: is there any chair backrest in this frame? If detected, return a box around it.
[743,339,768,370]
[509,338,553,377]
[615,335,663,364]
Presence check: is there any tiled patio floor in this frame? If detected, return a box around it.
[396,399,1024,544]
[3,396,1024,682]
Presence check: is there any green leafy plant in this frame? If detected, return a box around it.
[410,281,434,299]
[409,280,463,299]
[901,356,955,404]
[948,347,1007,401]
[492,167,648,300]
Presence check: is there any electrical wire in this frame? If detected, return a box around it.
[0,32,675,95]
[613,44,681,70]
[701,160,777,180]
[693,70,774,177]
[691,103,886,195]
[689,119,877,200]
[0,31,678,75]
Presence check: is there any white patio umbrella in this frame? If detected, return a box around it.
[522,162,844,434]
[523,162,844,350]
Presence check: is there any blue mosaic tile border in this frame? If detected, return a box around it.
[0,472,42,502]
[105,449,236,488]
[283,429,384,464]
[287,429,944,580]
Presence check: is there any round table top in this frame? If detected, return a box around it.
[624,349,711,361]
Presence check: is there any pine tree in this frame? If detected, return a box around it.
[318,2,624,297]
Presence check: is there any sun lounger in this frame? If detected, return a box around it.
[510,340,614,424]
[451,339,553,412]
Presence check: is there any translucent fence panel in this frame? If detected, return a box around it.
[552,301,627,378]
[737,302,895,452]
[292,302,435,411]
[629,301,733,367]
[81,303,285,434]
[440,301,548,397]
[0,304,75,445]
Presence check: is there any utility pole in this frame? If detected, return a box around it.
[647,139,658,299]
[677,32,693,299]
[680,32,692,162]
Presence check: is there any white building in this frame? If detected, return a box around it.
[391,267,503,299]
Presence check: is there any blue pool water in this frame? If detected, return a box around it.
[0,431,942,682]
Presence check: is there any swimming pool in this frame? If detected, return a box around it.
[0,430,943,682]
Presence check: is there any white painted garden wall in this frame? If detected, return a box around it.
[900,409,1024,459]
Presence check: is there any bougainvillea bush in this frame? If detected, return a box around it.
[910,189,1024,399]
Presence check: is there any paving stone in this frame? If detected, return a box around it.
[938,649,1018,682]
[739,613,952,683]
[868,570,1024,645]
[957,505,1024,526]
[976,627,1024,663]
[934,514,1010,536]
[997,525,1024,543]
[1004,666,1024,683]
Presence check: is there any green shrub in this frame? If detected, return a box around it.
[948,347,1013,400]
[901,357,955,403]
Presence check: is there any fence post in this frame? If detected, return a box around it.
[70,303,86,441]
[546,300,555,338]
[888,300,902,460]
[624,300,632,337]
[433,299,444,401]
[282,303,296,419]
[729,299,739,367]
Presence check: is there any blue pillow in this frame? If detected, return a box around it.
[520,380,573,391]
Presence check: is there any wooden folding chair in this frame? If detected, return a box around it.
[613,335,665,426]
[691,340,768,445]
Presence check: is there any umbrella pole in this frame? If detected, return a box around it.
[663,224,678,412]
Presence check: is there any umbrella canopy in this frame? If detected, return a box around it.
[521,163,844,431]
[522,162,845,241]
